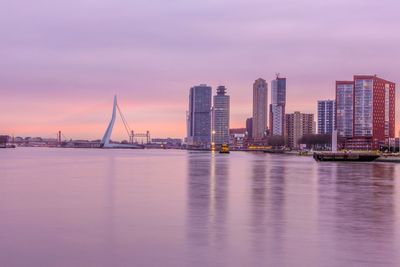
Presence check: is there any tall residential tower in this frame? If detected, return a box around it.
[187,84,212,147]
[269,76,286,136]
[252,78,268,139]
[317,100,335,134]
[335,75,395,149]
[336,81,354,138]
[212,86,230,145]
[285,112,315,149]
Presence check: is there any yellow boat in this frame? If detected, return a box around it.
[219,144,230,154]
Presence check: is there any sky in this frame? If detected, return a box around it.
[1,0,400,140]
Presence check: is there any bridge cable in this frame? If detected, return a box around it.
[116,104,132,139]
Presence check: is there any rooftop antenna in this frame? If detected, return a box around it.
[275,73,280,79]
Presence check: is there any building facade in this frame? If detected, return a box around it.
[252,78,268,139]
[285,112,315,149]
[336,81,354,138]
[245,117,253,139]
[269,76,286,136]
[229,128,246,149]
[317,100,335,134]
[212,86,230,145]
[335,75,395,149]
[187,84,212,147]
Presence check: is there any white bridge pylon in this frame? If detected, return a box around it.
[101,95,117,147]
[101,95,142,148]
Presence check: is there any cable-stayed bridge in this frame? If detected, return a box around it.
[100,95,147,149]
[8,96,151,149]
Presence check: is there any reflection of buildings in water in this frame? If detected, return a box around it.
[250,158,268,235]
[187,153,211,247]
[249,156,286,265]
[212,154,229,246]
[316,162,339,264]
[267,161,286,249]
[186,152,229,252]
[103,154,116,265]
[318,163,396,265]
[317,164,337,218]
[335,164,395,230]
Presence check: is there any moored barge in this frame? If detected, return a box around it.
[313,152,380,162]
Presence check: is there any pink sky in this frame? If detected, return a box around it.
[1,0,400,140]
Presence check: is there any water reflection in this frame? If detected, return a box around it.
[318,163,396,266]
[186,152,229,265]
[2,149,400,266]
[249,157,268,236]
[103,154,116,265]
[249,155,286,265]
[266,157,287,265]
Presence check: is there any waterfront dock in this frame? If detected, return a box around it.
[376,156,400,163]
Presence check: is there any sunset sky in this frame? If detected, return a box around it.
[1,0,400,140]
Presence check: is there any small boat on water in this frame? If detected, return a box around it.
[313,152,380,162]
[219,144,230,154]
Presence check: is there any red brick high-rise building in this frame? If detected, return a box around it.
[335,75,396,150]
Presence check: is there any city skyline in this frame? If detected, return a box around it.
[3,2,400,266]
[2,75,399,140]
[1,0,400,139]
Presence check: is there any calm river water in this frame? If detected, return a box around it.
[1,148,400,266]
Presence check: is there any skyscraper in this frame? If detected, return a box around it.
[187,84,212,147]
[335,75,395,149]
[212,86,230,145]
[269,76,286,136]
[252,78,268,139]
[336,81,354,138]
[317,100,335,134]
[285,112,315,149]
[353,75,395,148]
